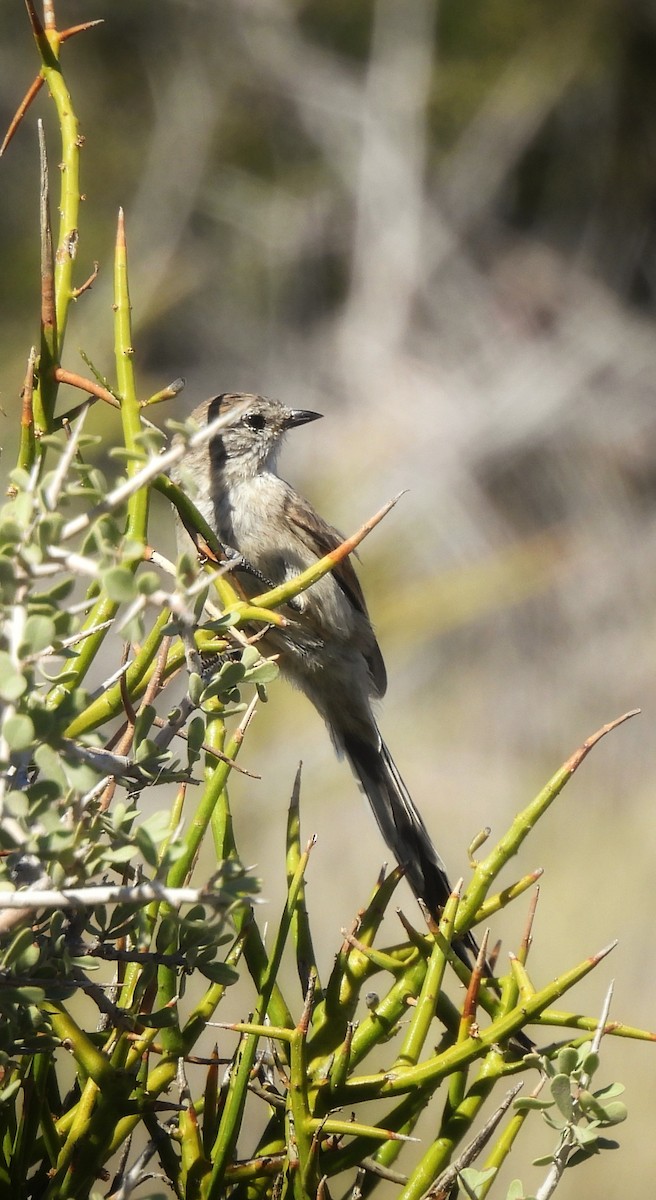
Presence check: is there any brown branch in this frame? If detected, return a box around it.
[462,929,489,1029]
[145,637,173,706]
[322,491,406,571]
[24,0,46,40]
[54,366,120,409]
[0,75,44,158]
[1,17,102,157]
[119,663,139,728]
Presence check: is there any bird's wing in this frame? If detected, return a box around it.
[287,494,387,697]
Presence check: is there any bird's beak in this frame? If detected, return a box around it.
[284,409,323,429]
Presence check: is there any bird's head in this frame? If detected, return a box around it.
[196,392,322,478]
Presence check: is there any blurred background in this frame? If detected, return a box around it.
[1,0,655,1194]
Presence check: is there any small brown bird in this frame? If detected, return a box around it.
[175,392,477,960]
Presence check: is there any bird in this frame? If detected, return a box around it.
[174,392,479,962]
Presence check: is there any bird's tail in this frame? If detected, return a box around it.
[342,729,535,1052]
[341,730,479,965]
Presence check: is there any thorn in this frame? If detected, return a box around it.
[488,938,501,973]
[590,979,615,1056]
[298,971,317,1035]
[233,692,258,742]
[289,762,302,812]
[417,896,438,935]
[116,206,126,249]
[20,348,36,432]
[591,940,618,964]
[72,261,99,298]
[463,928,490,1022]
[0,75,44,158]
[60,19,105,43]
[565,710,640,774]
[518,884,540,966]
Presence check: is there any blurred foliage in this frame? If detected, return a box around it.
[2,0,656,361]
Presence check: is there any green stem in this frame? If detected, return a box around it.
[46,1002,118,1090]
[288,1018,315,1199]
[204,711,295,1034]
[49,593,121,706]
[393,887,459,1069]
[17,348,37,474]
[27,19,81,431]
[286,766,319,996]
[340,943,615,1102]
[204,843,314,1198]
[114,209,148,544]
[153,714,252,1031]
[61,607,172,728]
[400,1057,503,1200]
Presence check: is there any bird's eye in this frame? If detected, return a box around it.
[244,412,266,431]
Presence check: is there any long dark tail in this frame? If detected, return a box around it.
[342,729,535,1051]
[341,730,479,965]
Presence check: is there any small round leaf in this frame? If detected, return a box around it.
[3,714,35,751]
[103,567,137,603]
[0,653,27,701]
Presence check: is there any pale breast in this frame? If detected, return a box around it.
[212,474,364,644]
